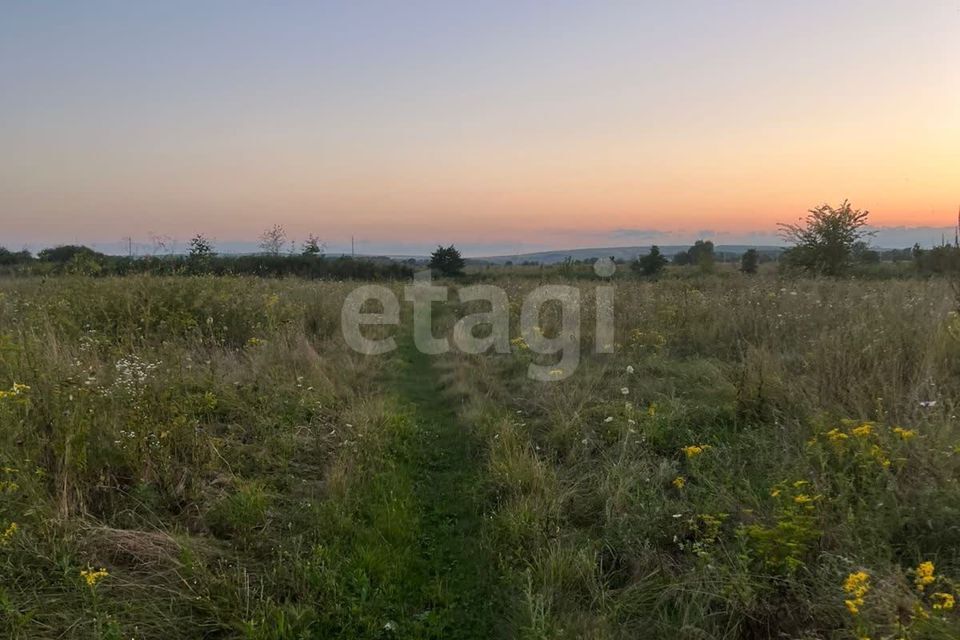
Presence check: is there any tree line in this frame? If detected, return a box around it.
[0,237,414,280]
[5,205,960,280]
[631,201,960,278]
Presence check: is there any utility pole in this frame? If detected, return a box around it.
[351,235,355,257]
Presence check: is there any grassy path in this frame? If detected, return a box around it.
[380,330,504,639]
[318,322,505,638]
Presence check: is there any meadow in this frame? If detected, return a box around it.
[1,271,958,639]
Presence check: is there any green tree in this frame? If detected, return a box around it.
[690,239,715,272]
[37,245,103,264]
[188,234,215,259]
[302,234,325,256]
[65,252,103,276]
[852,240,879,264]
[779,200,871,276]
[258,224,287,256]
[0,247,32,266]
[428,245,465,277]
[187,234,215,274]
[740,248,760,274]
[913,244,960,275]
[632,245,668,276]
[674,240,715,271]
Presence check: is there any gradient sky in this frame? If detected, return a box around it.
[2,1,958,256]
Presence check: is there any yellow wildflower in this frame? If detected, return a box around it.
[793,493,820,507]
[826,428,849,444]
[0,383,29,400]
[931,592,955,610]
[915,561,935,591]
[80,567,109,587]
[0,522,17,546]
[869,445,891,469]
[843,570,871,616]
[844,571,870,597]
[682,445,710,459]
[672,476,686,489]
[770,488,781,498]
[647,403,657,417]
[892,427,916,441]
[851,423,873,437]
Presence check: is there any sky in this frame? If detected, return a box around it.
[1,0,958,256]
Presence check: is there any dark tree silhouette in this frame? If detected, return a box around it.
[673,240,715,271]
[740,248,759,274]
[779,201,872,276]
[188,234,215,258]
[302,234,325,256]
[632,245,668,276]
[429,245,465,276]
[258,225,287,256]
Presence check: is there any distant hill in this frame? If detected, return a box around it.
[473,245,785,265]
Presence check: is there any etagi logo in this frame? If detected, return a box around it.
[341,259,616,381]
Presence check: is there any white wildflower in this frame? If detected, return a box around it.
[112,354,160,395]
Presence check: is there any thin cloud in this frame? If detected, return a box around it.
[610,228,671,239]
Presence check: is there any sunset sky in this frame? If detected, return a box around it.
[2,1,959,256]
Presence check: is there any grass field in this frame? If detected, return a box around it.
[1,273,959,639]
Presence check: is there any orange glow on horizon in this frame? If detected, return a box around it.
[1,2,958,252]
